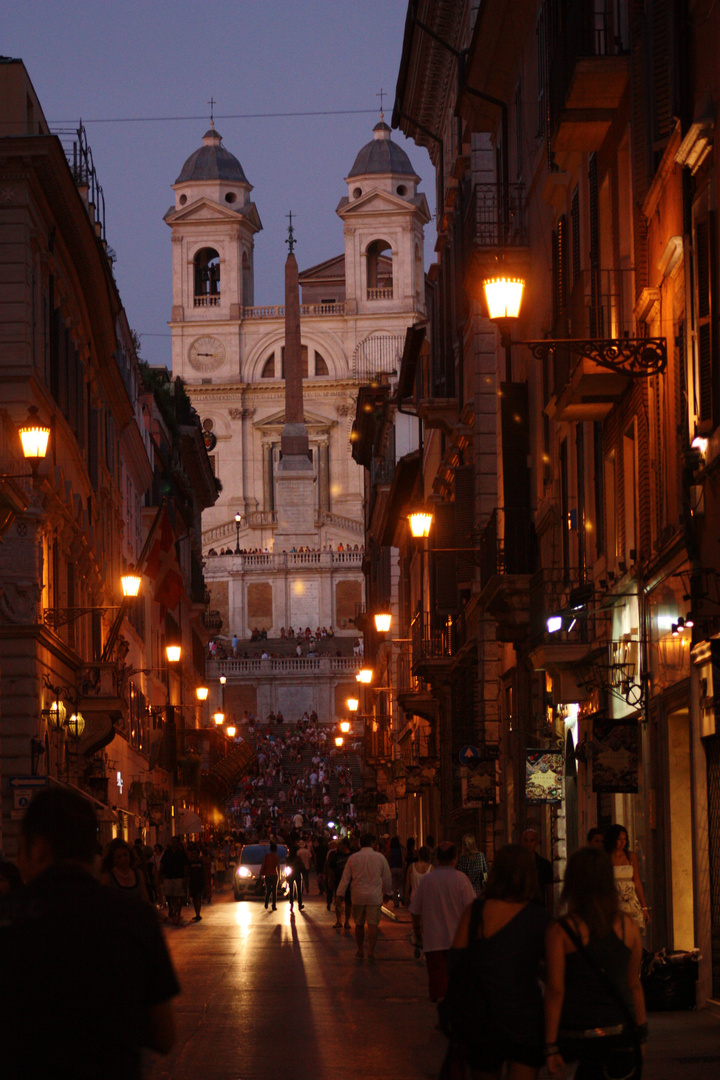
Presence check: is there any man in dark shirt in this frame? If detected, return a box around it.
[521,827,554,911]
[160,834,190,925]
[0,787,179,1080]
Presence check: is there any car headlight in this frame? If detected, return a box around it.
[237,866,252,878]
[283,865,292,877]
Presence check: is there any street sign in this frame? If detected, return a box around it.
[9,776,48,788]
[459,745,481,767]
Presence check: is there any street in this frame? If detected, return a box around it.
[145,888,720,1080]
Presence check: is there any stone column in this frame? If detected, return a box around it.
[318,440,329,515]
[263,442,274,512]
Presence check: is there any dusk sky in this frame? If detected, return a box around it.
[4,1,436,368]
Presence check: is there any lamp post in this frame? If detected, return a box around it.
[165,642,181,779]
[408,508,432,652]
[235,512,242,555]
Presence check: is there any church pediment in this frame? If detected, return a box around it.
[256,408,334,434]
[299,254,345,283]
[164,197,262,231]
[336,189,430,223]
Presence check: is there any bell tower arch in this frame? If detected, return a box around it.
[165,126,262,381]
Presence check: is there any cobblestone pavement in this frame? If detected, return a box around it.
[143,889,720,1080]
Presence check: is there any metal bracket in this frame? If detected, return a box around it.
[522,338,667,377]
[43,607,115,629]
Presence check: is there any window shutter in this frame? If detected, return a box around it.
[454,465,475,583]
[696,215,717,431]
[431,502,458,615]
[588,154,600,337]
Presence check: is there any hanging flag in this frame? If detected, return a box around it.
[143,506,183,613]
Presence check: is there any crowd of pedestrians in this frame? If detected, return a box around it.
[0,766,650,1080]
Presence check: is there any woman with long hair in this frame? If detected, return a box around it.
[100,838,149,903]
[452,843,549,1080]
[545,847,647,1079]
[604,824,649,932]
[456,833,489,895]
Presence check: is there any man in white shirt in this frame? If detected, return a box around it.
[335,833,392,960]
[409,840,476,1001]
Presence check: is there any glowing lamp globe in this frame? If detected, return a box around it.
[47,700,67,731]
[196,686,209,701]
[374,612,392,633]
[166,644,181,663]
[334,736,344,747]
[340,721,351,733]
[347,697,359,712]
[226,726,236,738]
[483,277,525,321]
[408,510,433,538]
[121,569,142,598]
[18,405,50,467]
[214,712,225,725]
[356,668,373,684]
[66,711,85,739]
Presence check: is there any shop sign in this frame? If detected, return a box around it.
[525,749,564,803]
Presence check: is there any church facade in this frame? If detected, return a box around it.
[164,120,428,720]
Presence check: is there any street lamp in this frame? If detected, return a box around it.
[335,735,344,747]
[17,405,51,476]
[356,667,373,684]
[120,566,142,598]
[340,720,351,733]
[235,512,242,555]
[408,508,433,539]
[166,643,181,664]
[482,274,667,374]
[214,711,225,725]
[374,611,392,633]
[347,697,359,713]
[226,725,236,738]
[196,686,209,701]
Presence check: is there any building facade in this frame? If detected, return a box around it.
[350,0,720,1003]
[167,119,430,722]
[0,60,216,854]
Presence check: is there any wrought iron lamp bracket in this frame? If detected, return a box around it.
[43,606,116,629]
[521,338,667,377]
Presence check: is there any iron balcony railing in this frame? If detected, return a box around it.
[547,0,629,139]
[528,567,610,649]
[411,611,465,663]
[417,348,456,402]
[463,182,528,252]
[479,508,538,589]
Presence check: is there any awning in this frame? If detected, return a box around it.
[49,777,119,821]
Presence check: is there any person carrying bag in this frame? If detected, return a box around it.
[545,847,647,1080]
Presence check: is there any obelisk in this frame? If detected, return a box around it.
[274,215,316,543]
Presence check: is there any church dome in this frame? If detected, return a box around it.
[347,120,417,178]
[176,128,249,184]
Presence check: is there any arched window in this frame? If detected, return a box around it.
[261,353,275,378]
[315,351,329,376]
[194,247,221,307]
[366,239,393,299]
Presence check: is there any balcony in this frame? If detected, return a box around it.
[547,0,630,161]
[410,612,464,680]
[528,567,610,698]
[367,287,393,301]
[477,508,536,641]
[396,645,438,723]
[464,182,528,254]
[194,295,220,307]
[550,270,632,420]
[416,350,459,435]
